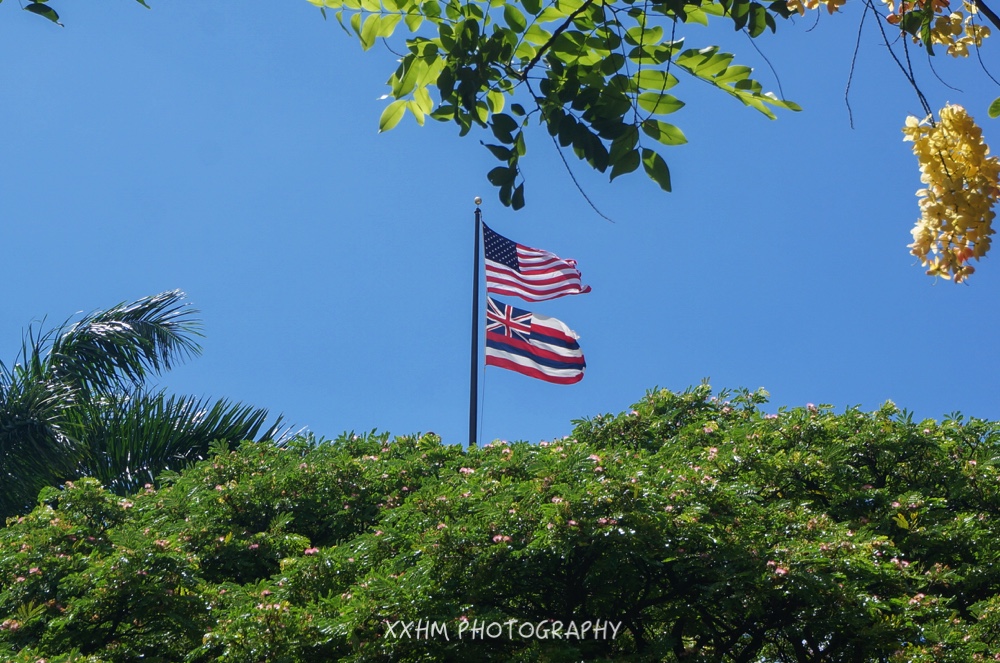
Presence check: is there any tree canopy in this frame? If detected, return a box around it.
[3,385,1000,661]
[11,0,1000,279]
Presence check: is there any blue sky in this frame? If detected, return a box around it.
[2,1,998,447]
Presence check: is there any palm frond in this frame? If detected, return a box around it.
[0,360,84,519]
[74,390,284,495]
[47,290,203,395]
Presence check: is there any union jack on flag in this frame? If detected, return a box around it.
[485,297,585,384]
[486,297,533,342]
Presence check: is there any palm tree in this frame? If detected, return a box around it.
[0,290,283,520]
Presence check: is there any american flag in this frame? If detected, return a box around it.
[485,297,585,384]
[484,224,591,302]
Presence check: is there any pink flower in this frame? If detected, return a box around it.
[588,454,601,462]
[459,467,475,475]
[29,567,40,575]
[437,523,447,529]
[568,520,578,527]
[492,534,511,543]
[248,543,259,550]
[304,547,320,555]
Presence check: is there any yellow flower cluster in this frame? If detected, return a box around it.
[883,0,991,56]
[786,0,847,15]
[903,105,1000,282]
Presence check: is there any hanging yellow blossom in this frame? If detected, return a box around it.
[884,0,991,56]
[902,105,1000,283]
[787,0,847,15]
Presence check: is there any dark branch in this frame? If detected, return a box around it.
[972,0,1000,31]
[518,0,597,78]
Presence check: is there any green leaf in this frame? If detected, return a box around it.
[512,183,525,210]
[407,100,426,125]
[747,3,767,37]
[637,92,685,115]
[378,13,403,38]
[641,120,687,146]
[633,70,679,91]
[503,4,528,32]
[514,131,526,156]
[990,97,1000,119]
[609,149,641,181]
[482,143,513,160]
[642,148,672,192]
[522,0,542,14]
[487,89,505,114]
[413,86,434,114]
[487,166,517,186]
[405,13,424,30]
[609,125,639,162]
[379,99,408,132]
[491,113,518,143]
[360,14,381,50]
[24,2,62,24]
[524,24,552,45]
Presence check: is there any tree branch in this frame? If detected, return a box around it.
[518,0,597,79]
[972,0,1000,31]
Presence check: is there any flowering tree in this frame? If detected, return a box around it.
[13,0,1000,280]
[3,386,1000,661]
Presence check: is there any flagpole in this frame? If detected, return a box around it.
[469,197,483,447]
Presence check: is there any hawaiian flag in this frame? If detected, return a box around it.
[484,224,591,302]
[485,296,585,384]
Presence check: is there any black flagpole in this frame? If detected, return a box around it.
[469,198,482,447]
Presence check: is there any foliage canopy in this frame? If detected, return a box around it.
[9,0,1000,279]
[4,385,1000,661]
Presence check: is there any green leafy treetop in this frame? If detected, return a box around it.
[10,0,1000,277]
[4,385,1000,661]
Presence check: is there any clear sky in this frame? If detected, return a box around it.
[2,1,998,447]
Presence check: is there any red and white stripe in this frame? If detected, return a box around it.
[486,245,591,302]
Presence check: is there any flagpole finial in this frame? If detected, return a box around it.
[474,196,482,206]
